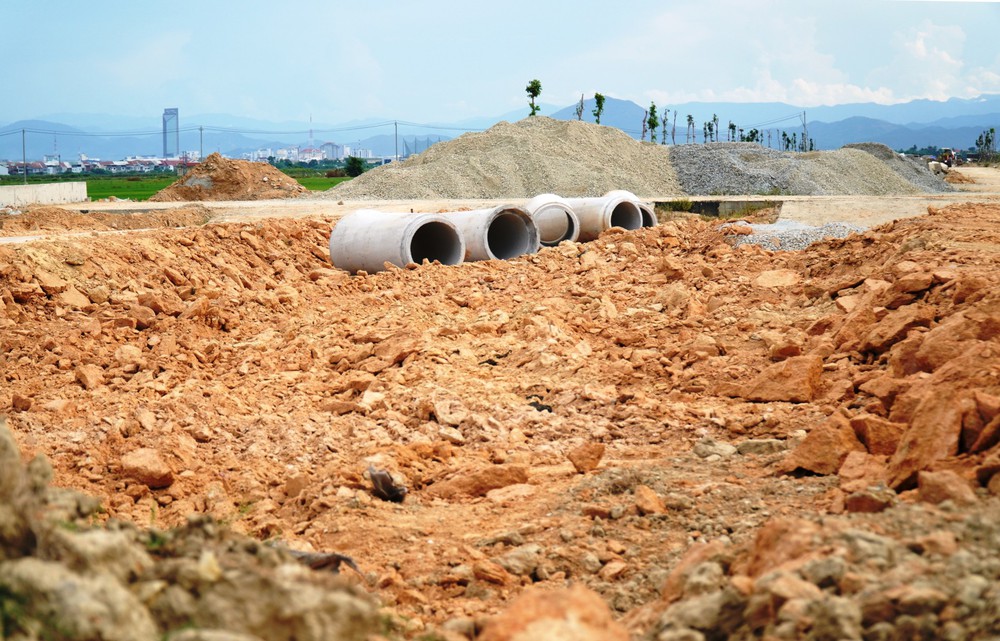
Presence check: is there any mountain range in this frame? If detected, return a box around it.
[2,95,998,162]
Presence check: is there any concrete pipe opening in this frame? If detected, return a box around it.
[524,193,580,246]
[609,200,643,230]
[567,190,644,242]
[410,220,464,266]
[488,211,536,259]
[329,209,465,273]
[449,205,540,262]
[638,202,657,228]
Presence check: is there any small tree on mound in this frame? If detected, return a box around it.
[592,93,605,124]
[344,156,367,177]
[526,79,542,117]
[647,103,659,143]
[575,94,585,120]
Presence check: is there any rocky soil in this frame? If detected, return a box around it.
[0,206,211,237]
[2,195,1000,639]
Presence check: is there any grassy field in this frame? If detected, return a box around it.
[86,177,176,201]
[1,173,351,202]
[295,176,350,191]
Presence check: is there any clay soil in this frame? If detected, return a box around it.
[0,205,211,237]
[149,152,308,201]
[3,182,1000,639]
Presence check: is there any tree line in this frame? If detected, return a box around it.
[525,79,815,151]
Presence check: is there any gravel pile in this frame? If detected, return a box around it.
[726,219,866,251]
[322,117,683,199]
[322,120,953,201]
[669,142,943,196]
[844,142,955,193]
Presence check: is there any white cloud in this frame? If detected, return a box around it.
[867,20,969,100]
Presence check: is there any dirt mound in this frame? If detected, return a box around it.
[670,142,948,196]
[321,117,953,200]
[324,116,683,199]
[2,202,1000,638]
[844,142,955,193]
[946,168,976,184]
[0,205,211,237]
[150,152,307,201]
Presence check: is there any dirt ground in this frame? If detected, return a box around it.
[2,166,1000,640]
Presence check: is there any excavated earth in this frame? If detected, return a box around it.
[0,206,211,237]
[3,188,1000,640]
[150,153,308,202]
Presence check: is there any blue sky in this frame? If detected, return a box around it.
[3,0,999,125]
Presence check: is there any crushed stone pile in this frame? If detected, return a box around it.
[669,142,951,196]
[844,142,956,193]
[322,118,952,200]
[150,152,307,201]
[0,416,377,641]
[0,205,211,237]
[723,219,866,251]
[2,202,1000,638]
[323,116,684,199]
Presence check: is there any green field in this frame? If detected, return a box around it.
[294,176,350,191]
[85,177,176,201]
[1,173,351,202]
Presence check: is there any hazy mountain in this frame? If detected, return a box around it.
[3,95,999,161]
[549,97,1000,151]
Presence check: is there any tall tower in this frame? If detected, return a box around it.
[162,108,179,158]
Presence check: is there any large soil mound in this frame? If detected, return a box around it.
[150,153,307,201]
[669,142,951,196]
[2,203,1000,638]
[324,116,683,199]
[324,117,952,200]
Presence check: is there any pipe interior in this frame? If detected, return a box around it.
[486,212,533,259]
[409,221,463,266]
[609,201,643,230]
[535,206,576,245]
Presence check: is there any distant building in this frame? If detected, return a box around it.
[321,142,343,160]
[299,147,324,162]
[342,145,373,159]
[162,108,179,158]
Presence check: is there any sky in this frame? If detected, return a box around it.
[3,0,999,127]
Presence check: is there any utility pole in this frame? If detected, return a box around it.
[22,129,27,184]
[801,111,808,152]
[394,120,398,162]
[199,126,204,160]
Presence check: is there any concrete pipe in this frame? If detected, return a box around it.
[565,190,644,242]
[523,193,580,246]
[447,205,540,261]
[637,201,658,228]
[329,209,465,273]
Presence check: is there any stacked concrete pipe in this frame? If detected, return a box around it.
[523,193,580,246]
[447,205,540,262]
[637,201,658,228]
[329,209,465,273]
[564,190,645,242]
